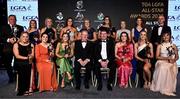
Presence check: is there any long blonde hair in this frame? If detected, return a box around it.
[138,31,149,45]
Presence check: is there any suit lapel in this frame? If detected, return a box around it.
[106,40,109,57]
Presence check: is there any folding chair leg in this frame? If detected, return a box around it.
[113,68,118,87]
[15,74,18,92]
[57,70,60,85]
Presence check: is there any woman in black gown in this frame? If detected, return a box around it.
[134,31,153,88]
[13,32,34,96]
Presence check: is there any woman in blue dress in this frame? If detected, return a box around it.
[131,16,147,87]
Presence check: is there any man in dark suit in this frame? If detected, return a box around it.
[74,29,94,90]
[1,15,24,83]
[150,15,171,73]
[94,28,115,91]
[151,15,171,47]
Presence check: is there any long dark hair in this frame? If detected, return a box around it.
[161,32,171,43]
[64,17,75,28]
[41,32,49,43]
[119,32,130,44]
[135,16,145,28]
[28,19,37,30]
[103,16,112,28]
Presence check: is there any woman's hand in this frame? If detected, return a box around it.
[147,54,151,58]
[50,52,54,57]
[64,54,69,58]
[168,57,176,63]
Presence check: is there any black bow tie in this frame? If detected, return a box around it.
[82,41,87,43]
[101,40,106,42]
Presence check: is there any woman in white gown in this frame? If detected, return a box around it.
[150,32,179,96]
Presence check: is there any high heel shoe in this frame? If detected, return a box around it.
[124,84,128,88]
[143,82,148,89]
[28,88,33,95]
[68,75,72,81]
[147,82,151,89]
[163,92,176,96]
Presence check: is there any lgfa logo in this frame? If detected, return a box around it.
[10,5,31,11]
[174,5,180,11]
[23,16,38,21]
[174,26,180,31]
[168,15,180,21]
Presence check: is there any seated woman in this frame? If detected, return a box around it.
[150,32,179,96]
[35,33,58,92]
[115,32,133,88]
[56,33,74,88]
[134,31,153,88]
[13,32,34,96]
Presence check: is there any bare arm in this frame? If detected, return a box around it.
[92,31,97,41]
[52,27,57,41]
[115,43,121,60]
[156,44,169,60]
[134,43,144,62]
[149,43,154,58]
[131,28,135,44]
[55,43,64,58]
[173,44,179,61]
[69,43,74,58]
[13,43,28,60]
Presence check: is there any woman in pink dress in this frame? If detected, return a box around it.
[115,32,133,88]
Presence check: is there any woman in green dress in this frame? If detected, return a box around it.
[56,33,74,88]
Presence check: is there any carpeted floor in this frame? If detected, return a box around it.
[0,69,179,98]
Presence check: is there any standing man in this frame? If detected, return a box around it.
[150,15,171,72]
[94,27,116,91]
[74,29,93,90]
[1,15,24,83]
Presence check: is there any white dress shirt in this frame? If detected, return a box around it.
[82,42,87,49]
[100,41,107,60]
[158,26,163,36]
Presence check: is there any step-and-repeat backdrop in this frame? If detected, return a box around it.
[7,0,39,30]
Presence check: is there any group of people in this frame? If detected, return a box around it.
[0,14,179,96]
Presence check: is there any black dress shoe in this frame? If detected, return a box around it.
[8,79,14,83]
[97,85,102,91]
[107,84,112,91]
[85,84,89,89]
[16,92,24,96]
[75,86,80,90]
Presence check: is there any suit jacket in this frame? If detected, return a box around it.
[1,24,24,53]
[74,40,94,62]
[150,25,171,45]
[1,24,24,43]
[94,39,115,64]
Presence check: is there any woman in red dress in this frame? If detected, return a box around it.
[115,32,133,88]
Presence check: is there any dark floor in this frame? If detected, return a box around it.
[0,69,180,98]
